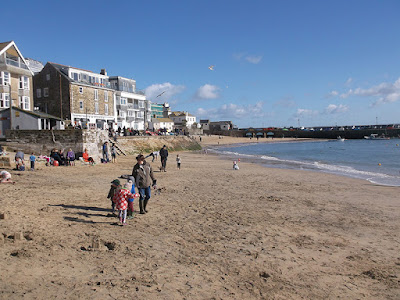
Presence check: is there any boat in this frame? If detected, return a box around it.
[337,136,345,141]
[364,134,390,140]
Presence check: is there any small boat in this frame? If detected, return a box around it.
[364,134,390,140]
[337,136,345,142]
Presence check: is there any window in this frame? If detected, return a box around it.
[105,104,109,115]
[46,74,50,81]
[120,97,127,105]
[104,91,108,102]
[36,89,42,98]
[19,76,29,89]
[79,101,83,109]
[79,87,83,94]
[94,89,98,100]
[137,111,144,118]
[71,72,80,81]
[0,93,10,108]
[128,110,135,117]
[0,71,11,86]
[119,110,126,118]
[95,102,99,114]
[138,101,144,108]
[19,96,30,110]
[43,88,49,97]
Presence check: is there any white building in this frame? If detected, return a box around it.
[108,76,151,130]
[169,111,196,128]
[149,117,174,132]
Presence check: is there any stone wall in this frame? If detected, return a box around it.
[4,129,109,161]
[115,135,201,155]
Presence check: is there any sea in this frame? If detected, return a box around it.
[208,139,400,187]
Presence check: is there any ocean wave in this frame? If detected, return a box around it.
[210,147,400,186]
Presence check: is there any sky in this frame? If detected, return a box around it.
[3,0,400,128]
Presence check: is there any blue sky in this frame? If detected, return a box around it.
[3,0,400,128]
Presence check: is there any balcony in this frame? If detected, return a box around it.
[127,104,139,110]
[0,57,32,76]
[6,58,29,70]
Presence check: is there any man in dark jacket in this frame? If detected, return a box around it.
[159,145,168,172]
[132,155,156,214]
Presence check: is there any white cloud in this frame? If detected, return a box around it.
[294,108,319,118]
[196,101,265,119]
[233,52,263,64]
[326,90,339,98]
[194,84,221,100]
[324,104,349,114]
[345,77,353,86]
[144,82,185,101]
[340,78,400,106]
[245,55,263,64]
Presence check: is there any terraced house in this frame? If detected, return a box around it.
[108,76,151,130]
[0,41,34,111]
[33,63,116,129]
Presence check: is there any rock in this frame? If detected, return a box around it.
[0,213,7,220]
[14,232,24,241]
[0,234,4,245]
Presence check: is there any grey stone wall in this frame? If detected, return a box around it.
[4,129,109,161]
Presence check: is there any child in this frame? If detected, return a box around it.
[176,154,181,169]
[107,179,121,213]
[29,153,36,171]
[111,144,116,163]
[233,161,239,170]
[0,170,14,184]
[126,179,139,219]
[113,182,137,225]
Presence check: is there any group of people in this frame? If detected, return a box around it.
[49,148,76,166]
[102,142,117,163]
[107,154,156,225]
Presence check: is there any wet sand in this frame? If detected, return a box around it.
[0,148,399,299]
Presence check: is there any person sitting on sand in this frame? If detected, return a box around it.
[0,170,15,184]
[82,149,95,165]
[66,148,75,166]
[233,161,239,170]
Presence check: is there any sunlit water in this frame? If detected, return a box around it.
[208,139,400,186]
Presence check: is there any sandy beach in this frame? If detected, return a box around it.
[0,139,399,299]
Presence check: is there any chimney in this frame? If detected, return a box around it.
[100,69,107,76]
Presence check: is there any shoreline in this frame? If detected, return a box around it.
[0,150,399,299]
[200,136,400,187]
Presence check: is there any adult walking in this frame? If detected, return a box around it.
[132,154,156,214]
[102,141,109,163]
[159,145,168,172]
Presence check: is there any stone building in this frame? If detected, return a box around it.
[108,76,150,130]
[0,41,34,112]
[33,63,115,129]
[169,111,197,128]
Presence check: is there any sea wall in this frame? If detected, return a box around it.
[116,135,201,155]
[4,129,108,161]
[3,130,201,161]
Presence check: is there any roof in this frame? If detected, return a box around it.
[170,111,195,117]
[0,41,34,75]
[1,106,63,120]
[152,118,174,123]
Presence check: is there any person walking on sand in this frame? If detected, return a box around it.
[107,179,121,214]
[29,153,36,171]
[113,182,136,225]
[159,145,168,172]
[111,143,117,163]
[102,141,109,163]
[176,154,181,169]
[132,155,156,214]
